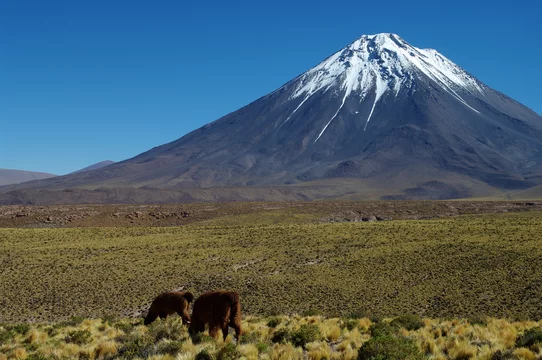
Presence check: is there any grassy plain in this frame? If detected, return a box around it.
[1,211,542,323]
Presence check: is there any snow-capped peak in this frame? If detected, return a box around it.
[281,33,485,141]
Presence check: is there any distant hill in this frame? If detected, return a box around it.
[72,160,115,174]
[0,169,57,186]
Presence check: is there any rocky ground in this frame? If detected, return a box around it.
[0,200,540,228]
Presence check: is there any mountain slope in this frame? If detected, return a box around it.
[2,33,542,202]
[72,160,115,174]
[0,169,57,186]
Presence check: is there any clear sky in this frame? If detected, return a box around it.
[1,0,540,175]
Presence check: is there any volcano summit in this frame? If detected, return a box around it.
[3,33,542,203]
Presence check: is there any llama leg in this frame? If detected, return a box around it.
[232,323,242,342]
[209,324,220,339]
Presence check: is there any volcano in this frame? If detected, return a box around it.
[3,33,542,203]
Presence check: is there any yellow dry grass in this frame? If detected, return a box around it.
[1,316,541,360]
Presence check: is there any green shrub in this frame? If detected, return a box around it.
[195,349,215,360]
[344,318,359,331]
[369,322,397,337]
[0,328,15,343]
[357,331,426,360]
[157,340,184,355]
[358,323,425,360]
[149,318,185,342]
[116,332,153,358]
[44,326,57,337]
[490,350,517,360]
[240,332,258,344]
[217,343,240,360]
[65,330,92,345]
[114,320,134,334]
[515,327,542,348]
[290,324,321,349]
[256,342,269,353]
[24,342,39,352]
[390,314,424,331]
[267,317,281,328]
[271,328,290,344]
[347,311,368,319]
[191,332,214,344]
[8,323,30,335]
[25,352,49,360]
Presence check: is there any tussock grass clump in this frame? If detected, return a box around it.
[94,340,118,359]
[269,343,303,360]
[194,349,214,360]
[1,316,542,360]
[306,341,332,360]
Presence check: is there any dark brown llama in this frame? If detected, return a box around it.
[144,291,194,325]
[189,290,242,341]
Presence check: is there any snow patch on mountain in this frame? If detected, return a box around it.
[283,33,487,141]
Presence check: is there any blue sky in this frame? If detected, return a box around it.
[1,0,540,175]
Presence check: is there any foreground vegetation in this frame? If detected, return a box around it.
[2,315,542,359]
[1,212,542,322]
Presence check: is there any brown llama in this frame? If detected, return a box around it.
[189,290,242,341]
[144,291,194,325]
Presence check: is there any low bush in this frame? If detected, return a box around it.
[65,330,92,345]
[290,324,321,349]
[515,327,542,348]
[116,331,153,358]
[157,340,184,355]
[490,350,517,360]
[217,343,240,360]
[256,342,269,353]
[390,314,424,331]
[271,328,290,344]
[240,332,258,344]
[357,331,426,360]
[191,332,214,344]
[267,317,281,328]
[148,318,185,342]
[359,321,425,360]
[195,349,215,360]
